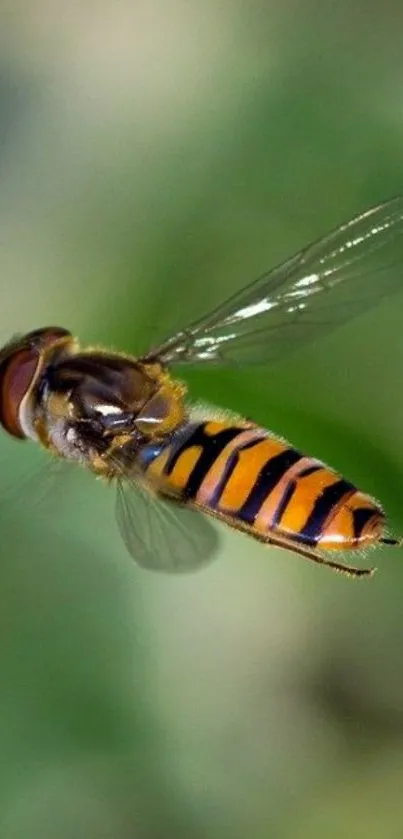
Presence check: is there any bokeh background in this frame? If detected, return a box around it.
[1,2,403,837]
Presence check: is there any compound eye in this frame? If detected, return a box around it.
[0,326,73,439]
[27,326,72,346]
[0,347,41,438]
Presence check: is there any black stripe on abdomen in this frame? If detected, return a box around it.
[208,438,268,508]
[163,423,246,500]
[297,479,355,545]
[352,507,379,539]
[237,448,303,524]
[271,464,323,527]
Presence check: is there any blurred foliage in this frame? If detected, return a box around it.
[1,1,403,837]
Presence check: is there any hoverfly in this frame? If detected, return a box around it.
[1,195,403,578]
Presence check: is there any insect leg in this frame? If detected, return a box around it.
[263,534,375,578]
[379,536,402,546]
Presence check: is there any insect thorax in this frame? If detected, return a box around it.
[28,351,188,468]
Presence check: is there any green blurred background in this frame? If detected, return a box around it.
[1,2,403,837]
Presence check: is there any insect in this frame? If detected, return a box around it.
[1,196,403,578]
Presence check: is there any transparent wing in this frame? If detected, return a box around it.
[145,195,403,366]
[115,476,219,573]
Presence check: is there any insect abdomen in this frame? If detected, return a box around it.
[139,420,385,550]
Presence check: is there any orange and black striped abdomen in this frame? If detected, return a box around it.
[139,420,385,551]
